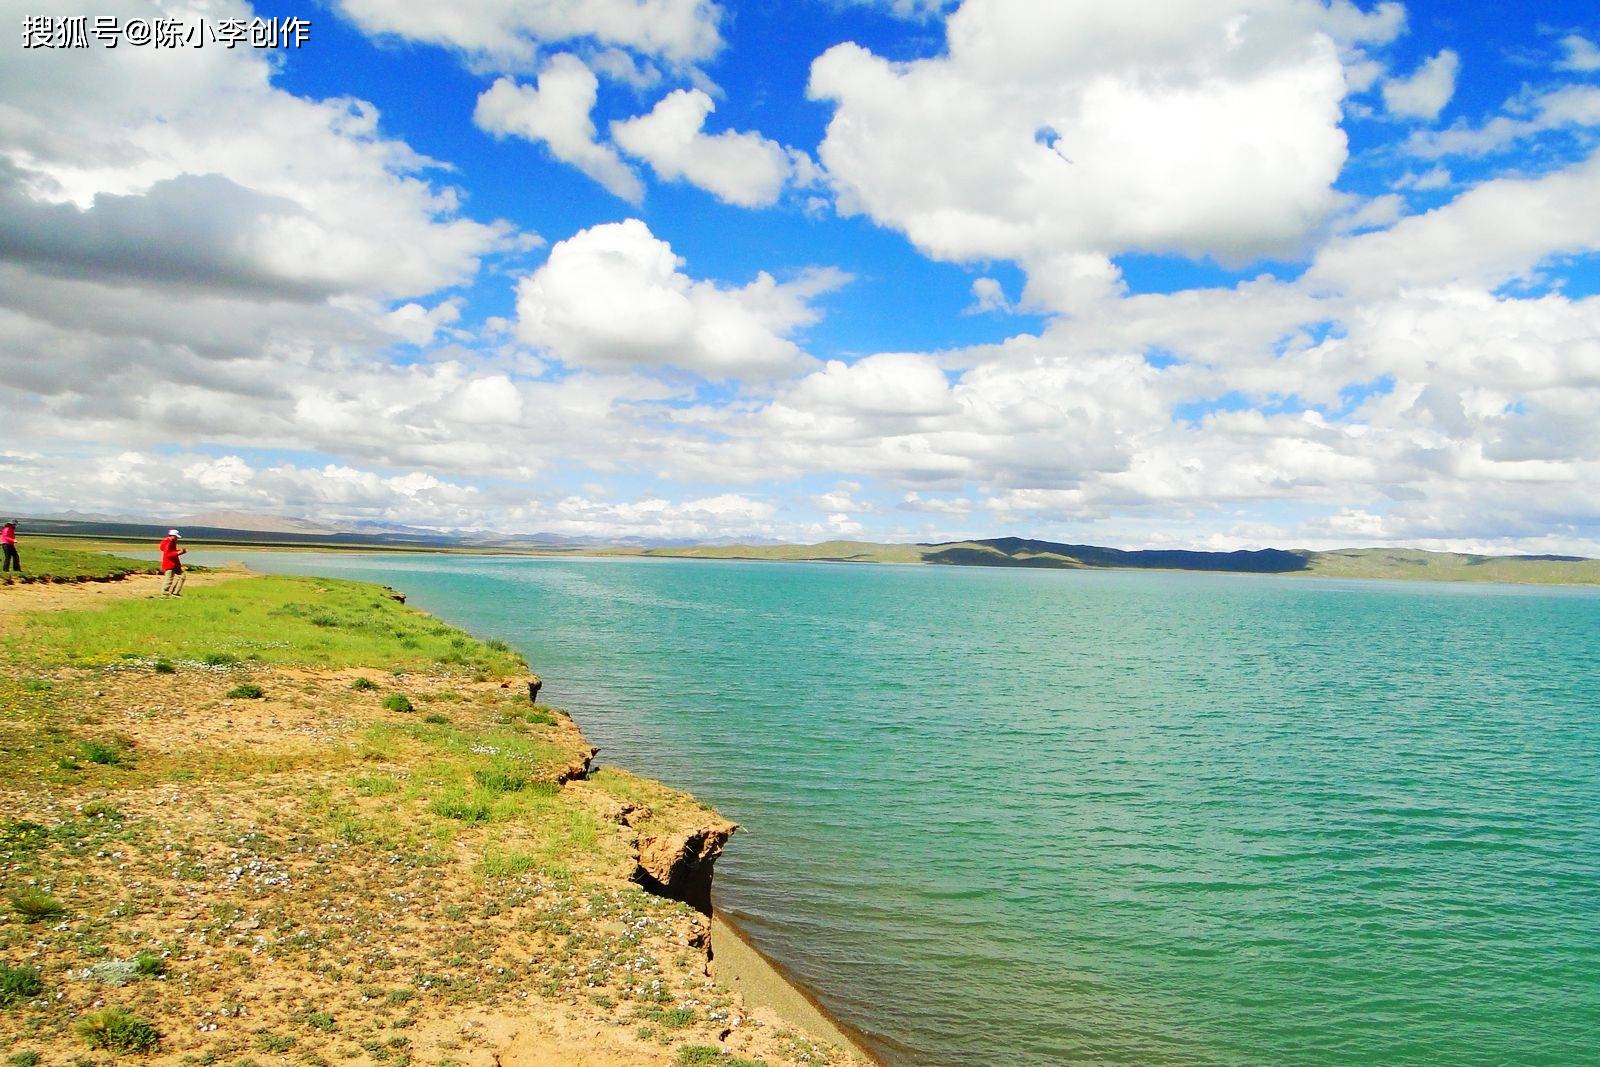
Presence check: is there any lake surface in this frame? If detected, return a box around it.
[222,552,1600,1065]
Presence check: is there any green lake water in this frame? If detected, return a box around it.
[224,552,1600,1065]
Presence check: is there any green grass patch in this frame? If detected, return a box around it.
[8,888,64,921]
[80,799,122,820]
[132,952,166,977]
[0,544,156,583]
[3,576,526,676]
[77,738,131,766]
[76,1007,160,1053]
[8,1051,40,1067]
[255,1031,295,1053]
[422,712,450,725]
[429,793,492,822]
[0,964,44,1006]
[226,683,265,700]
[675,1047,765,1067]
[472,767,528,793]
[383,694,415,714]
[641,1005,696,1028]
[352,774,400,796]
[351,676,378,691]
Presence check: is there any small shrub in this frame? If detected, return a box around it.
[133,952,166,977]
[0,821,49,849]
[674,1047,762,1067]
[0,964,45,1006]
[152,660,176,674]
[226,683,265,700]
[350,677,378,691]
[255,1031,295,1053]
[382,694,414,714]
[201,652,240,666]
[80,799,123,821]
[76,1008,160,1053]
[77,739,126,766]
[305,1010,336,1032]
[472,767,527,793]
[8,888,64,922]
[422,713,450,725]
[644,1006,696,1029]
[429,797,489,822]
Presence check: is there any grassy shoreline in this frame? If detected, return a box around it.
[0,565,867,1066]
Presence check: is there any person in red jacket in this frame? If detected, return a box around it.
[1,521,19,573]
[158,529,186,597]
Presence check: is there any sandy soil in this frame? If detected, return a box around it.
[0,571,872,1067]
[711,918,873,1059]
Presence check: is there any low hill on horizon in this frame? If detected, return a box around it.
[641,537,1600,585]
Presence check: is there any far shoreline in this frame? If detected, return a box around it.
[32,531,1600,590]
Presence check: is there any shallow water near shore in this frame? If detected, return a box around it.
[223,552,1599,1065]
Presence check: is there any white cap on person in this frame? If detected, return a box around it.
[168,529,181,537]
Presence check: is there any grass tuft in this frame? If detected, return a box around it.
[429,796,490,822]
[133,952,166,977]
[8,888,64,922]
[75,1007,161,1053]
[351,676,378,691]
[77,738,128,766]
[382,694,415,714]
[422,712,450,725]
[0,964,45,1006]
[255,1031,295,1053]
[472,767,527,793]
[226,683,265,700]
[675,1047,764,1067]
[80,799,122,820]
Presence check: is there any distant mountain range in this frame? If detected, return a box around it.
[14,512,1599,585]
[637,537,1600,584]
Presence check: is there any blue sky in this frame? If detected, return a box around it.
[2,0,1599,549]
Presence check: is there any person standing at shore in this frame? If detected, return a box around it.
[1,521,19,572]
[159,528,186,596]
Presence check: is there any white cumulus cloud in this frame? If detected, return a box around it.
[807,0,1362,311]
[515,219,847,379]
[612,89,793,207]
[1556,33,1600,73]
[1381,49,1460,121]
[334,0,725,68]
[474,55,644,202]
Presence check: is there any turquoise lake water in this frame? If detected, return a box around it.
[224,552,1599,1065]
